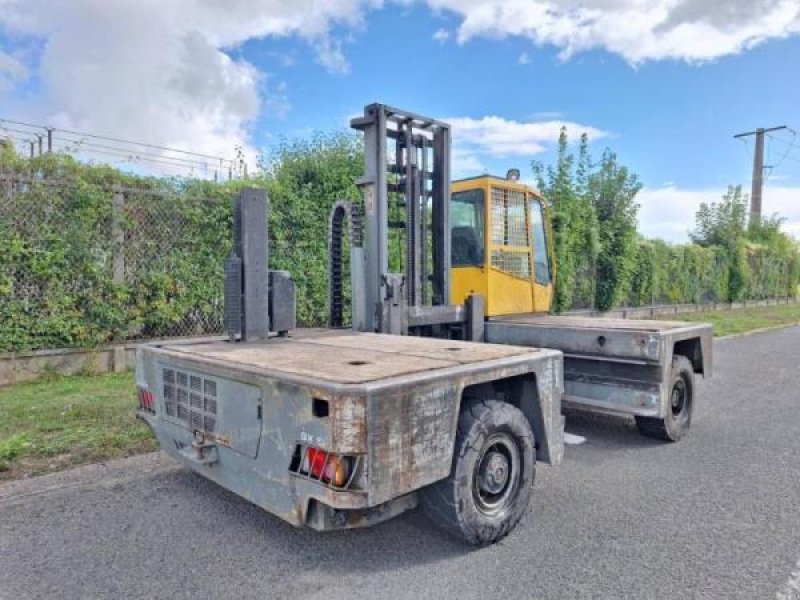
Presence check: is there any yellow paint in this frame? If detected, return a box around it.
[450,175,556,316]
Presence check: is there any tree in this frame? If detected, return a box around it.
[533,129,599,311]
[690,185,748,249]
[589,149,642,310]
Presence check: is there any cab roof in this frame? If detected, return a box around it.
[452,173,543,197]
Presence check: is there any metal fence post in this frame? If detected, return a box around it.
[112,185,125,285]
[110,184,127,370]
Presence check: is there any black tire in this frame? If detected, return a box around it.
[635,355,694,442]
[419,398,536,547]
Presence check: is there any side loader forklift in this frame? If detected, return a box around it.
[136,104,710,546]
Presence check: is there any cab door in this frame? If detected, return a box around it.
[528,195,554,312]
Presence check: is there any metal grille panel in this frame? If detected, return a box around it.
[163,367,218,433]
[491,249,531,278]
[490,187,532,278]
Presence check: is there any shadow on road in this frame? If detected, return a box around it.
[169,468,472,573]
[152,410,671,576]
[563,408,666,451]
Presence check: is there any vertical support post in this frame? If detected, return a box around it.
[37,135,43,156]
[353,104,388,332]
[465,294,485,342]
[111,184,127,364]
[420,135,429,305]
[734,125,786,226]
[112,185,125,286]
[351,244,366,331]
[431,123,451,306]
[750,128,764,225]
[404,125,421,308]
[233,188,270,342]
[47,128,53,153]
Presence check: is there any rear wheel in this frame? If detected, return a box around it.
[419,398,536,546]
[636,355,694,442]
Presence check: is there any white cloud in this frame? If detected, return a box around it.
[518,51,530,64]
[450,114,605,154]
[447,114,606,178]
[0,0,381,171]
[451,146,486,178]
[433,28,451,42]
[638,184,800,242]
[426,0,800,63]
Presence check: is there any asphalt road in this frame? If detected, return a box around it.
[2,327,800,600]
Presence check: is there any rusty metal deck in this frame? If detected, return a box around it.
[159,332,542,385]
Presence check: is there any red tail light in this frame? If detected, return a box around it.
[301,447,352,487]
[138,387,156,414]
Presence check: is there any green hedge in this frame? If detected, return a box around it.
[0,134,362,352]
[1,136,797,353]
[624,238,798,307]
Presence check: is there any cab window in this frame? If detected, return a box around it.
[529,198,551,284]
[451,189,485,267]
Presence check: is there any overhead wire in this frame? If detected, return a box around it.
[0,116,232,165]
[0,116,236,179]
[764,128,798,181]
[52,144,213,173]
[54,136,214,170]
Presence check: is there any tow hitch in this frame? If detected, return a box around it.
[179,432,219,466]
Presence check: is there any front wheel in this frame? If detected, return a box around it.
[419,398,536,546]
[636,355,695,442]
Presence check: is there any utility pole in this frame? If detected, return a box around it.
[46,128,53,153]
[734,125,787,224]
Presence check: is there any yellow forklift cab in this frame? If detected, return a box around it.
[450,170,556,316]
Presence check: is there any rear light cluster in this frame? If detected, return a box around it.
[138,387,156,414]
[291,445,361,490]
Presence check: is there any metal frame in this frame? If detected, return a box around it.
[351,104,452,334]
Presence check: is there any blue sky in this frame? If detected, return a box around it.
[2,0,800,240]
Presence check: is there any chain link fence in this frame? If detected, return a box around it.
[0,174,235,352]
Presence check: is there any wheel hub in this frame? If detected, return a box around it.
[472,433,522,516]
[671,380,686,415]
[479,451,509,495]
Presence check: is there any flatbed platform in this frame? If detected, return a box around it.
[158,332,544,385]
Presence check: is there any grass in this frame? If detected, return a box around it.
[660,301,800,337]
[0,371,156,481]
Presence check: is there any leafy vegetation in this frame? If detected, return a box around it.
[0,133,361,351]
[534,130,799,312]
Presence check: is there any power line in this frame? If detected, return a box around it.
[0,116,235,166]
[52,144,216,173]
[54,136,215,170]
[763,130,797,181]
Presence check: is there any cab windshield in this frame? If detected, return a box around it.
[450,189,485,267]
